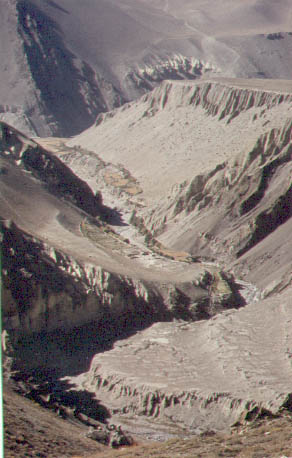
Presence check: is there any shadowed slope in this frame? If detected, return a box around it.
[1,0,292,135]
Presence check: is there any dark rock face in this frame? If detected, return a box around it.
[0,122,102,216]
[16,0,122,137]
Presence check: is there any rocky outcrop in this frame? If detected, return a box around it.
[1,218,161,340]
[0,121,247,357]
[3,0,292,136]
[72,77,292,203]
[1,1,220,136]
[3,73,292,440]
[140,79,292,122]
[0,213,252,438]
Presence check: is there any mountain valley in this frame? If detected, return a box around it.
[2,1,292,457]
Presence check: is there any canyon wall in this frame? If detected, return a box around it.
[119,80,292,290]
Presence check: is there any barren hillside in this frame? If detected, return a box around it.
[2,3,292,456]
[1,0,292,136]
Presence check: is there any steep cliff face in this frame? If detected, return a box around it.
[1,219,160,339]
[0,0,130,137]
[92,77,292,128]
[0,123,246,372]
[15,0,125,137]
[70,78,292,293]
[1,0,216,136]
[85,78,292,292]
[123,56,219,100]
[5,214,286,437]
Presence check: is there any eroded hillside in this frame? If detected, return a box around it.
[2,77,292,455]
